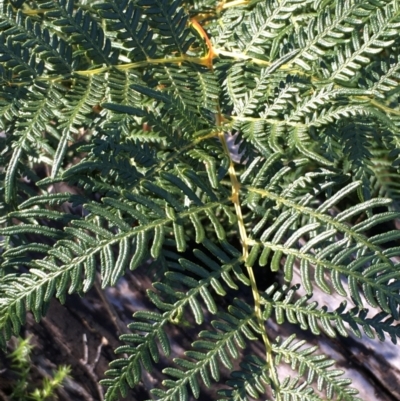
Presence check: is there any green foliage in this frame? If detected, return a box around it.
[1,0,400,400]
[6,336,70,401]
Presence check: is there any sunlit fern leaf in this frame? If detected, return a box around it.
[278,377,328,401]
[4,82,63,203]
[0,183,236,338]
[94,0,157,61]
[47,0,119,66]
[51,74,108,177]
[234,0,306,61]
[262,283,400,342]
[245,178,400,312]
[274,335,362,401]
[137,0,195,55]
[329,5,397,82]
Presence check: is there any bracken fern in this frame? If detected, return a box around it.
[1,0,400,399]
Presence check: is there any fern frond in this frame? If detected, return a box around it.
[219,356,326,401]
[217,354,271,401]
[5,82,63,203]
[151,299,259,401]
[0,183,237,342]
[47,0,119,66]
[94,0,157,61]
[262,283,400,343]
[364,53,400,98]
[235,0,306,61]
[51,74,107,176]
[330,5,399,82]
[278,377,325,401]
[2,0,400,399]
[246,179,400,314]
[289,0,388,73]
[0,4,75,74]
[101,248,247,400]
[274,335,362,401]
[137,0,195,55]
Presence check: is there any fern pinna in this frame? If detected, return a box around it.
[1,0,400,399]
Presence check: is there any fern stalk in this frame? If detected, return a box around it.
[216,109,281,398]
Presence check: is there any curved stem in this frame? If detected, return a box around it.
[191,12,284,396]
[216,122,281,400]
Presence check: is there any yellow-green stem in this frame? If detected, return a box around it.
[215,112,281,400]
